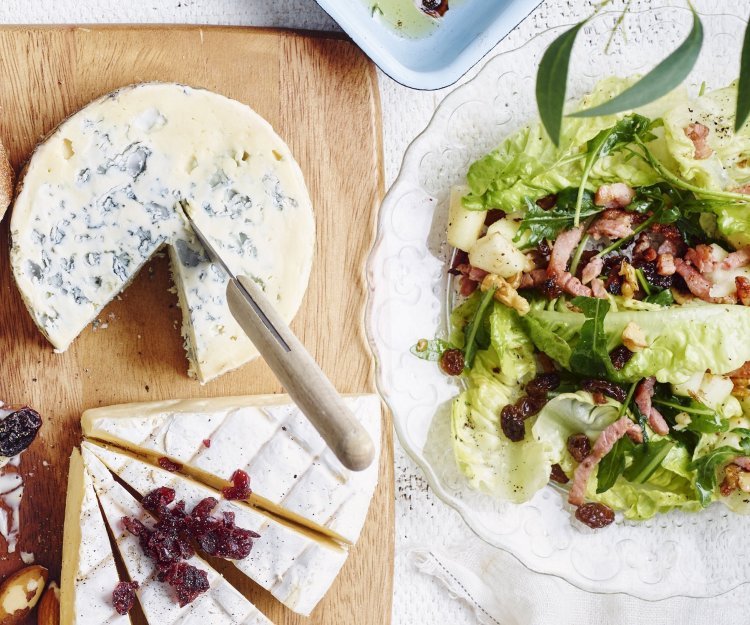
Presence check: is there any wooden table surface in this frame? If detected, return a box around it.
[0,24,392,625]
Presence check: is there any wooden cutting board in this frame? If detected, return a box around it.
[0,25,391,625]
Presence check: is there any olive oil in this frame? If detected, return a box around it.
[368,0,445,39]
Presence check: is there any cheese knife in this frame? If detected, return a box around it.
[180,202,375,472]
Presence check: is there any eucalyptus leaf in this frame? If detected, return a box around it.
[736,17,750,132]
[536,21,586,146]
[570,8,703,118]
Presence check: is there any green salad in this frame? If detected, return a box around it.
[416,77,750,528]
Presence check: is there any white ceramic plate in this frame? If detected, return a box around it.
[366,7,750,600]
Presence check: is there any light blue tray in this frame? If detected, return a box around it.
[314,0,543,90]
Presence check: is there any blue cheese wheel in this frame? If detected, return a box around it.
[10,83,315,383]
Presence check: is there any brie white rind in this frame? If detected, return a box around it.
[11,82,315,383]
[80,446,272,625]
[83,441,348,617]
[81,394,381,544]
[61,449,130,625]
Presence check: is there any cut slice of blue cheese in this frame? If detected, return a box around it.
[61,448,131,625]
[83,441,348,617]
[80,446,273,625]
[81,394,381,544]
[11,82,315,383]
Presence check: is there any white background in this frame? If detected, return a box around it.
[0,1,735,623]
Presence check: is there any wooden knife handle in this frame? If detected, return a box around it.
[226,275,375,472]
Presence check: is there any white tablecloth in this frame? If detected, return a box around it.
[0,1,738,623]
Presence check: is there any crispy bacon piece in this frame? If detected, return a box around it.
[591,278,608,299]
[733,456,750,471]
[684,122,714,160]
[547,227,592,297]
[548,227,583,275]
[594,183,636,210]
[587,209,634,240]
[721,247,750,270]
[634,377,669,436]
[519,268,547,289]
[568,416,643,506]
[737,276,750,306]
[581,257,604,285]
[685,244,719,273]
[454,264,489,297]
[674,258,736,303]
[656,253,676,276]
[733,183,750,195]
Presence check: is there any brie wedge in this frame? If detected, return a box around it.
[11,82,315,383]
[61,448,131,625]
[83,441,348,617]
[80,446,272,625]
[81,394,381,544]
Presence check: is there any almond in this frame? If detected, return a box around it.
[36,582,59,625]
[0,565,47,624]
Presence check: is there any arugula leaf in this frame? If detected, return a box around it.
[569,296,615,377]
[570,8,704,118]
[573,114,656,225]
[596,435,634,494]
[410,338,454,362]
[463,287,496,368]
[536,21,586,146]
[653,395,728,434]
[736,17,750,132]
[690,446,742,507]
[644,288,675,307]
[623,440,674,483]
[516,189,599,248]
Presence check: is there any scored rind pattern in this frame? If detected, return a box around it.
[366,8,750,600]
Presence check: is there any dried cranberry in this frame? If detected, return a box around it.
[122,517,149,538]
[581,379,627,403]
[191,497,218,520]
[567,433,592,463]
[142,487,176,515]
[516,395,545,419]
[500,406,525,442]
[537,239,551,258]
[540,278,563,300]
[158,457,182,472]
[222,470,252,501]
[147,526,194,565]
[525,373,561,398]
[202,439,211,448]
[161,562,210,607]
[575,502,615,528]
[536,194,557,210]
[633,259,673,290]
[550,464,569,484]
[609,345,634,370]
[196,520,259,560]
[0,407,42,457]
[112,581,139,615]
[484,209,506,226]
[439,348,465,376]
